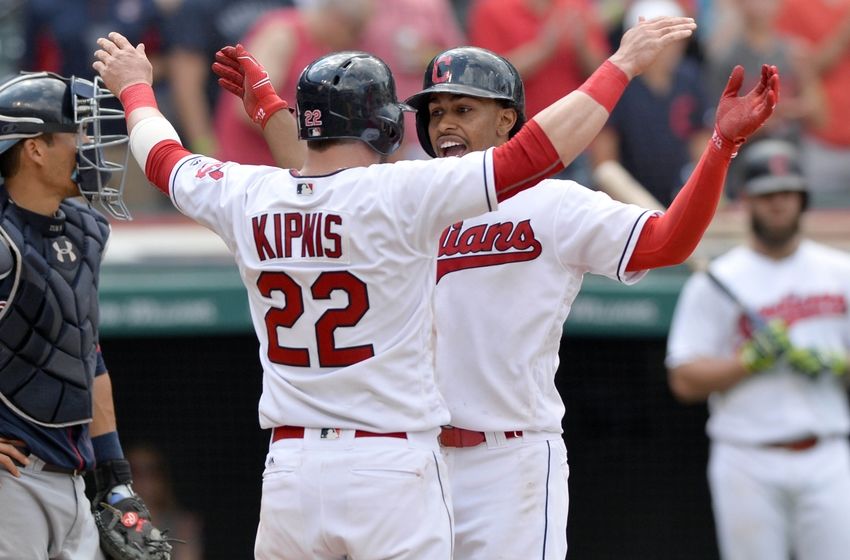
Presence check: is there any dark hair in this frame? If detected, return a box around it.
[306,138,360,152]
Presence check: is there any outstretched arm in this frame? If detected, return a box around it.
[531,16,697,165]
[94,33,194,194]
[625,64,780,271]
[212,45,305,169]
[490,16,698,201]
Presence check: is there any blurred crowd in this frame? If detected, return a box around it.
[3,0,850,214]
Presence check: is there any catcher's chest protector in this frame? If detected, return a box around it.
[0,189,109,427]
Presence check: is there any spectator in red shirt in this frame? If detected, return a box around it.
[776,0,850,207]
[213,0,373,166]
[467,0,610,183]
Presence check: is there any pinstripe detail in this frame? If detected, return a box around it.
[170,155,202,211]
[617,209,651,282]
[542,440,552,558]
[433,451,454,559]
[482,152,493,212]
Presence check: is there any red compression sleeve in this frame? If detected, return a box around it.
[492,120,564,202]
[625,131,736,271]
[145,140,192,195]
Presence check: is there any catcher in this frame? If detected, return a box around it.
[0,70,171,559]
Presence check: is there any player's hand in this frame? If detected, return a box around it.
[211,44,289,129]
[714,64,780,148]
[0,438,29,479]
[739,318,791,373]
[787,346,849,379]
[608,16,697,79]
[93,32,154,97]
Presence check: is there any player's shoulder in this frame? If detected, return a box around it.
[522,178,597,201]
[687,247,749,290]
[800,239,850,270]
[699,246,752,283]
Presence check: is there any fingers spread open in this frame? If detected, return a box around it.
[107,31,133,49]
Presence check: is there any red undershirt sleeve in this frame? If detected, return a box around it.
[625,134,737,271]
[492,120,564,202]
[145,140,192,196]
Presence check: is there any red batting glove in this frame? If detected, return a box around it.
[210,44,288,129]
[713,64,780,153]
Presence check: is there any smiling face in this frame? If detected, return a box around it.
[427,93,518,158]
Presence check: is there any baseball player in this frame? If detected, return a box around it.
[666,139,850,560]
[92,18,696,559]
[218,45,780,560]
[0,72,170,559]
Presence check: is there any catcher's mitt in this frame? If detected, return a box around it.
[93,459,174,560]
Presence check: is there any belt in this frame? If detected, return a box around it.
[272,426,408,442]
[765,436,819,452]
[439,426,523,448]
[9,443,84,476]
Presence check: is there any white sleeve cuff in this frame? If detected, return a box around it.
[128,115,182,171]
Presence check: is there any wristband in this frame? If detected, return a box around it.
[710,127,742,158]
[92,430,125,462]
[578,60,630,114]
[119,83,158,115]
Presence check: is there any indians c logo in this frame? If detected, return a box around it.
[432,55,453,84]
[436,219,542,282]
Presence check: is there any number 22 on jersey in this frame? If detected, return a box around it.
[258,270,374,368]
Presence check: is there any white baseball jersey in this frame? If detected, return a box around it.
[435,179,655,433]
[167,149,497,433]
[666,240,850,444]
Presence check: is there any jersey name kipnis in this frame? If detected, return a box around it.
[252,211,343,261]
[437,219,542,281]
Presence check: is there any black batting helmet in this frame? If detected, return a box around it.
[296,51,412,156]
[0,72,131,219]
[741,139,807,203]
[405,46,526,157]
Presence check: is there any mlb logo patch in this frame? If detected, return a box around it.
[297,182,314,196]
[308,127,323,137]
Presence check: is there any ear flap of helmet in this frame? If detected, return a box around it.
[297,52,412,156]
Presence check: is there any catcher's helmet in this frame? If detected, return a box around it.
[741,139,807,200]
[405,46,526,157]
[296,51,412,156]
[0,72,131,219]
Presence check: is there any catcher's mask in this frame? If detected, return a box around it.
[0,71,131,220]
[405,46,526,157]
[296,51,413,156]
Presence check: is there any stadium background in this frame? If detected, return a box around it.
[89,211,849,559]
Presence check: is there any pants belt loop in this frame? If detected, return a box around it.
[485,431,508,449]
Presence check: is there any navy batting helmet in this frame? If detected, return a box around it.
[296,51,412,156]
[0,72,131,219]
[742,139,807,197]
[405,47,526,157]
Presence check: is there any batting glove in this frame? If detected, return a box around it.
[787,346,850,379]
[739,318,791,373]
[211,44,289,129]
[713,64,780,153]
